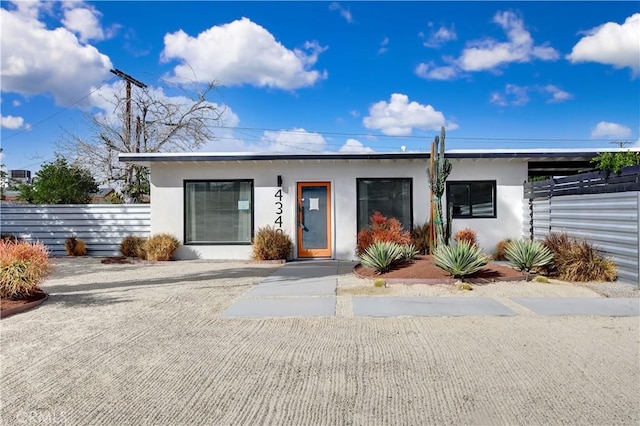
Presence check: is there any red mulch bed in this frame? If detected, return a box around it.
[354,255,525,284]
[1,288,48,318]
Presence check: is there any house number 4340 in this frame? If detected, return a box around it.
[274,189,284,233]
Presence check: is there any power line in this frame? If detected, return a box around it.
[1,76,118,143]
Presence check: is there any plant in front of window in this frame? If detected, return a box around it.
[252,226,292,261]
[433,240,489,281]
[410,222,430,255]
[145,234,180,261]
[427,127,452,252]
[505,239,554,281]
[359,241,404,274]
[453,228,477,247]
[356,212,411,255]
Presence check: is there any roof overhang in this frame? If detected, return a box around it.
[119,148,637,168]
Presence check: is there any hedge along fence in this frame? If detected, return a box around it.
[0,204,150,257]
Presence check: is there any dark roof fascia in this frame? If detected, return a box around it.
[119,151,609,164]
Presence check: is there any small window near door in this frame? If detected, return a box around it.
[357,178,412,231]
[446,181,496,218]
[184,180,253,244]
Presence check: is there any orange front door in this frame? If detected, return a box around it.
[297,182,332,258]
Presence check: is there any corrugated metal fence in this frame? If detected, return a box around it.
[0,204,150,257]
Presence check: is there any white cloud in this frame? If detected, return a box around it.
[261,128,326,152]
[161,18,327,90]
[459,11,558,71]
[567,13,640,76]
[378,36,389,54]
[590,121,632,139]
[490,84,529,106]
[339,139,374,153]
[1,114,24,129]
[542,85,573,103]
[349,110,360,118]
[421,24,457,48]
[329,2,353,23]
[491,84,573,106]
[415,62,459,80]
[0,5,112,106]
[363,93,457,136]
[61,5,105,42]
[12,100,20,107]
[417,11,558,80]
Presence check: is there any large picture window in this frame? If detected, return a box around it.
[184,180,253,244]
[357,178,412,231]
[446,181,496,218]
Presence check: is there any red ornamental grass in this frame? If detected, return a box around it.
[357,212,411,254]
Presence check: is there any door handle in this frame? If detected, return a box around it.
[298,202,308,232]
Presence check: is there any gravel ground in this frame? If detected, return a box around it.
[1,258,639,425]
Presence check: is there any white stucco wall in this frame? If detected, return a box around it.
[149,158,527,260]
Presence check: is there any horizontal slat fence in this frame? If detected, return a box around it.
[524,188,640,286]
[1,204,150,257]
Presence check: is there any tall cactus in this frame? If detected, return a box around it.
[427,127,452,251]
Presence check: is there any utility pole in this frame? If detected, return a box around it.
[610,141,630,148]
[109,69,147,148]
[109,69,147,203]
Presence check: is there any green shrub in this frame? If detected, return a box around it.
[1,240,52,298]
[433,241,489,280]
[359,241,403,274]
[252,226,292,260]
[410,222,430,254]
[543,233,617,282]
[399,243,419,263]
[534,276,549,283]
[145,234,180,261]
[505,239,554,280]
[494,239,512,261]
[120,235,147,258]
[373,279,386,288]
[65,236,87,256]
[456,282,472,291]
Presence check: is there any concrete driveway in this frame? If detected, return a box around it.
[1,258,639,425]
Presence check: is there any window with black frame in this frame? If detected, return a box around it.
[184,180,253,244]
[357,178,412,231]
[446,180,496,218]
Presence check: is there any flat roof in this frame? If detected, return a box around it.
[119,148,639,166]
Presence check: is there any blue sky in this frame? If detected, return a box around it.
[1,1,639,174]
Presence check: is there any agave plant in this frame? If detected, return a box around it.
[505,239,554,280]
[433,241,489,280]
[399,243,420,263]
[359,241,403,274]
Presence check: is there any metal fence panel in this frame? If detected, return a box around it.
[524,192,639,286]
[1,204,150,257]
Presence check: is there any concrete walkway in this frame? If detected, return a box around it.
[222,260,640,318]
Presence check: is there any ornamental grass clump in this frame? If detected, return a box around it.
[493,239,512,261]
[505,239,554,281]
[542,233,617,282]
[65,236,87,256]
[433,241,489,280]
[120,235,147,258]
[252,226,292,260]
[1,240,52,298]
[359,241,404,274]
[145,234,180,261]
[410,222,430,255]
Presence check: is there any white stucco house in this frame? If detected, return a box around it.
[119,149,600,260]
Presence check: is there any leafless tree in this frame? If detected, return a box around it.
[59,80,224,203]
